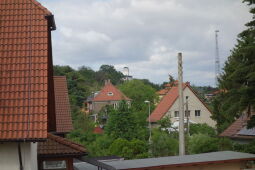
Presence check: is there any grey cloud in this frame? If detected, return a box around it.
[39,0,251,86]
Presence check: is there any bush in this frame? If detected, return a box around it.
[233,140,255,154]
[109,138,148,159]
[189,123,216,137]
[87,134,114,157]
[151,129,179,157]
[218,137,233,151]
[188,134,218,154]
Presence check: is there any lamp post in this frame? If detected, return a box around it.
[144,100,152,145]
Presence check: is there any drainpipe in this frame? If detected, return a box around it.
[18,143,24,170]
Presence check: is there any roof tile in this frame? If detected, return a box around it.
[0,0,53,141]
[38,133,86,157]
[53,76,73,133]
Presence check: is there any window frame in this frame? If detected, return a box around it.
[174,111,179,118]
[195,110,201,117]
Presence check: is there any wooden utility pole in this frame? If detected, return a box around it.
[178,53,185,155]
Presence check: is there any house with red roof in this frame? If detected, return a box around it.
[220,114,255,143]
[86,80,131,116]
[0,1,86,170]
[150,82,216,128]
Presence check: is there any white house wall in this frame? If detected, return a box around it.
[0,142,38,170]
[164,87,216,127]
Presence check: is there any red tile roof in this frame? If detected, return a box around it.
[38,133,86,157]
[220,115,255,139]
[150,82,211,122]
[157,89,169,95]
[93,81,131,102]
[54,76,73,133]
[150,85,181,122]
[0,0,54,141]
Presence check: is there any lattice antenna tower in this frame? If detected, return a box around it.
[215,30,220,86]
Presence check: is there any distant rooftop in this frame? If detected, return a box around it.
[93,80,130,102]
[220,114,255,139]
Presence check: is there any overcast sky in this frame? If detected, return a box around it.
[39,0,251,86]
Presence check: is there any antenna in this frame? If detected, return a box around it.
[215,30,220,86]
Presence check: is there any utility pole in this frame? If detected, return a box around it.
[185,96,190,136]
[178,53,185,156]
[215,30,220,86]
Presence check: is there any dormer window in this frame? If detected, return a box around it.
[107,92,113,96]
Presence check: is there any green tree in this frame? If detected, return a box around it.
[212,0,255,131]
[105,101,138,140]
[96,65,124,85]
[157,115,172,129]
[119,79,158,111]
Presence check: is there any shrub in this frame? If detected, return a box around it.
[188,134,218,154]
[151,129,178,157]
[189,123,216,137]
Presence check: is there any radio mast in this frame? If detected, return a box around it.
[215,30,220,86]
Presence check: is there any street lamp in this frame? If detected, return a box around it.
[144,100,152,145]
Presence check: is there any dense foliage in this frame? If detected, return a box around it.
[189,123,216,137]
[105,101,138,140]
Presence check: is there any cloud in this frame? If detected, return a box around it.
[39,0,251,86]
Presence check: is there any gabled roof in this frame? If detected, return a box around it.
[150,82,212,122]
[220,114,255,139]
[150,85,181,122]
[38,133,86,157]
[0,0,55,141]
[54,76,73,133]
[93,81,131,102]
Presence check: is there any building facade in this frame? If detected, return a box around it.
[150,82,216,127]
[86,80,131,115]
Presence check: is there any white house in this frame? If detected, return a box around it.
[150,82,216,127]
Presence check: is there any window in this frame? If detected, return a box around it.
[185,110,190,117]
[195,110,201,117]
[113,102,118,109]
[174,111,179,117]
[43,160,66,169]
[107,92,113,96]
